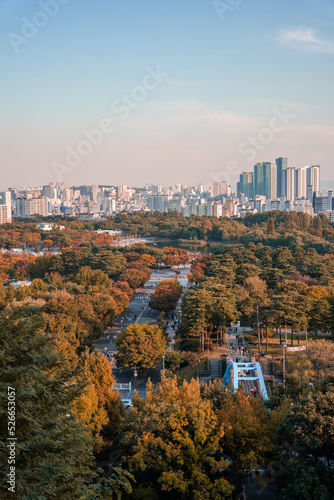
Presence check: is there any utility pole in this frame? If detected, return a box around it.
[283,343,286,391]
[291,322,294,347]
[285,320,288,346]
[162,355,165,377]
[257,303,261,354]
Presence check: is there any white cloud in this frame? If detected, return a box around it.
[277,27,334,53]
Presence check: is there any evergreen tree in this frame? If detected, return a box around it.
[0,308,95,499]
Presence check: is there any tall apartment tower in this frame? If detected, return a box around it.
[254,162,277,199]
[90,185,99,201]
[239,172,254,198]
[254,163,265,196]
[276,157,288,197]
[295,167,308,199]
[263,162,277,199]
[42,183,56,199]
[286,167,296,201]
[213,181,230,197]
[0,191,12,224]
[16,196,49,217]
[307,165,320,197]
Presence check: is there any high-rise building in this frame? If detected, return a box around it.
[254,162,277,199]
[16,196,49,217]
[147,195,170,211]
[212,202,223,218]
[90,185,99,201]
[254,163,265,196]
[307,165,320,197]
[295,167,308,199]
[286,168,295,201]
[239,172,254,198]
[102,197,116,214]
[314,191,333,214]
[263,162,277,199]
[0,191,12,224]
[62,188,73,202]
[276,157,288,198]
[213,181,230,197]
[42,183,56,199]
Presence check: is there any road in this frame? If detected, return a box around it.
[94,265,190,398]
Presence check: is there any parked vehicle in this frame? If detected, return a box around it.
[121,399,132,408]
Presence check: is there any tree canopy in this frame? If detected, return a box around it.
[115,323,167,369]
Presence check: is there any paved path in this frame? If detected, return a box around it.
[94,265,190,398]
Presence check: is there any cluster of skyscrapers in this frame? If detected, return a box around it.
[0,158,332,224]
[238,158,320,203]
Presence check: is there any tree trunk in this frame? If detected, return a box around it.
[266,323,268,353]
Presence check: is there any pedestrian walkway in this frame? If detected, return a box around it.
[227,326,249,363]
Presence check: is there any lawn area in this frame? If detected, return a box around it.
[177,358,207,382]
[246,333,318,357]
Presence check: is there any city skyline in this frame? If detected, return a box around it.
[1,0,334,187]
[2,155,333,223]
[1,157,332,193]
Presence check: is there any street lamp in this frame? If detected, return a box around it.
[309,382,315,391]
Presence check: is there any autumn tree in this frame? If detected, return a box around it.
[121,268,149,289]
[115,323,167,369]
[121,377,233,499]
[149,279,183,314]
[43,238,54,248]
[75,266,113,292]
[139,253,156,266]
[74,349,123,447]
[286,340,334,397]
[164,349,185,372]
[218,392,276,494]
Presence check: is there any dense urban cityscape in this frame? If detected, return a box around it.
[1,158,333,226]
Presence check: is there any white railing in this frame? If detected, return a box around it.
[114,382,132,391]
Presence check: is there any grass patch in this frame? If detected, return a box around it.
[177,358,207,382]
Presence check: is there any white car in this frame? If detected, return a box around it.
[121,399,132,408]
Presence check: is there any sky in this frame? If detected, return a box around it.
[0,0,333,189]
